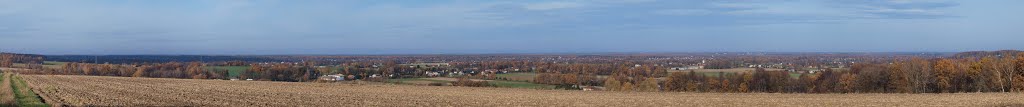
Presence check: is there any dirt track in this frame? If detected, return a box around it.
[0,73,15,105]
[20,75,1024,106]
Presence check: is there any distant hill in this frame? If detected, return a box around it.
[44,55,281,64]
[951,50,1023,58]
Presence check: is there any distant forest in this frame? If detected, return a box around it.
[45,55,281,64]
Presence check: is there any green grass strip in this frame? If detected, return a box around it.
[11,75,48,107]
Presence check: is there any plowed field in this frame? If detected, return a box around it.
[20,75,1024,106]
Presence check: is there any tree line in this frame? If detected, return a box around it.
[602,54,1024,93]
[18,62,230,79]
[238,62,324,82]
[0,53,44,68]
[531,63,668,86]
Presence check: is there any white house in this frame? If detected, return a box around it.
[319,74,346,81]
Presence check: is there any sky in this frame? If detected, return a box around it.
[1,0,1022,55]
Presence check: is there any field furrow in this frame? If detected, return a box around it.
[0,73,14,106]
[21,75,1024,107]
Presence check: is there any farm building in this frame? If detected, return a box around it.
[319,74,345,81]
[426,72,441,77]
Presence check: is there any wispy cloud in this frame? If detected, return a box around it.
[523,2,584,10]
[831,0,958,18]
[2,0,1020,54]
[651,9,713,16]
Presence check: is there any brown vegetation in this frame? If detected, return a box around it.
[21,75,1024,106]
[0,73,14,106]
[0,53,44,69]
[650,54,1024,93]
[451,77,493,87]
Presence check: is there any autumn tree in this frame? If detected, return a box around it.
[719,72,734,92]
[978,57,1004,92]
[132,66,147,77]
[796,72,817,93]
[563,74,579,86]
[621,81,635,92]
[965,59,984,92]
[749,68,789,93]
[82,65,95,75]
[852,63,891,92]
[934,59,956,93]
[994,55,1015,92]
[663,72,689,92]
[186,62,208,79]
[638,78,659,92]
[685,71,701,92]
[1014,53,1024,92]
[738,73,752,92]
[0,54,14,67]
[604,76,622,91]
[838,73,857,93]
[888,61,912,93]
[813,68,840,93]
[903,58,935,93]
[704,77,720,92]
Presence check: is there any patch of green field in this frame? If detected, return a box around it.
[489,80,554,89]
[41,61,66,65]
[11,63,26,68]
[388,78,451,84]
[669,68,786,73]
[11,75,48,107]
[42,61,67,69]
[8,61,68,69]
[790,73,803,79]
[496,73,538,82]
[388,78,553,89]
[695,72,803,79]
[206,66,249,78]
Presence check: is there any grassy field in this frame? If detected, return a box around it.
[205,66,249,78]
[694,72,803,79]
[0,73,14,106]
[390,77,553,89]
[21,75,1024,106]
[10,74,47,107]
[672,68,802,78]
[669,68,786,73]
[388,78,452,85]
[8,61,68,70]
[41,61,66,69]
[496,73,538,82]
[11,63,26,68]
[488,80,554,89]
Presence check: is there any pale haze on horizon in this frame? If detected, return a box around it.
[1,0,1022,55]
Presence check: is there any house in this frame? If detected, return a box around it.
[483,69,499,74]
[583,86,597,91]
[319,74,346,81]
[449,71,465,77]
[425,72,441,77]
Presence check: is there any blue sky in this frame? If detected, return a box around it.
[1,0,1022,55]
